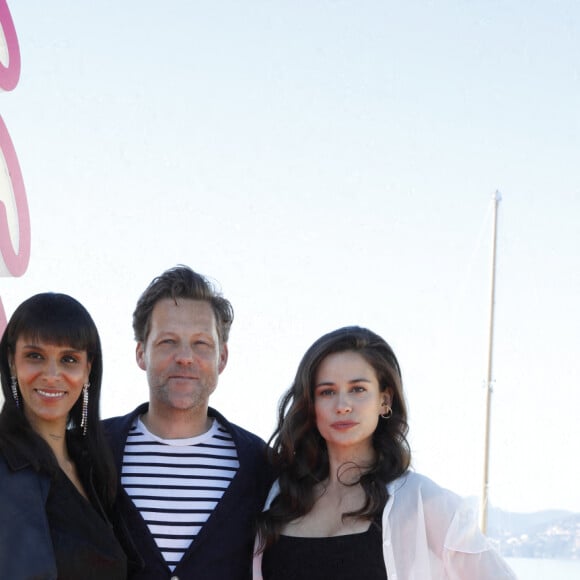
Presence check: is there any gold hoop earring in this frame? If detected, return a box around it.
[381,406,392,420]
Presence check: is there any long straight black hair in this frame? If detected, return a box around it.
[0,293,117,507]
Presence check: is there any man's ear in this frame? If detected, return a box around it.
[218,343,228,374]
[136,342,147,371]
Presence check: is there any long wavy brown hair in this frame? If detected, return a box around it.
[257,326,411,550]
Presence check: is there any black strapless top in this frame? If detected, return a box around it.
[262,522,387,580]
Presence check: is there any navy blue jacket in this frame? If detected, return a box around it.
[0,449,56,579]
[0,445,128,579]
[103,403,272,580]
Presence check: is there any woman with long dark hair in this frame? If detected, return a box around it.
[254,326,515,579]
[0,293,128,578]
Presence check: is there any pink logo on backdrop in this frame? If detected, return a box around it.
[0,0,29,334]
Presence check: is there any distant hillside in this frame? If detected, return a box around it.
[486,508,580,559]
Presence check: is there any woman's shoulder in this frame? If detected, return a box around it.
[0,440,31,472]
[263,479,281,508]
[0,446,50,500]
[388,470,434,490]
[388,471,462,505]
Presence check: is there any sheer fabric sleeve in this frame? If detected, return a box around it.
[252,481,279,580]
[383,473,517,579]
[442,498,517,579]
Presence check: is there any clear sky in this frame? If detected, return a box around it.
[1,1,579,514]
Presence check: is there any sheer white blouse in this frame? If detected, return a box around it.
[253,471,517,580]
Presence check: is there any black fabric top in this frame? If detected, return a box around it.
[262,522,388,580]
[46,468,127,579]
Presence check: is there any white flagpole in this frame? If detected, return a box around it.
[480,190,501,534]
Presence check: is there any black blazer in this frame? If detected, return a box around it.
[0,445,127,579]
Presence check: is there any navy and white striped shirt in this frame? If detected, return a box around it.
[121,417,239,571]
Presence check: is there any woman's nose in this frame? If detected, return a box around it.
[336,392,352,413]
[43,358,61,383]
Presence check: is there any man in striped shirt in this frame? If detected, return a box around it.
[104,266,272,580]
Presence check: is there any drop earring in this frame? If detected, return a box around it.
[80,382,90,435]
[10,375,19,408]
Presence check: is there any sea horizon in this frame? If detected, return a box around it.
[506,556,580,579]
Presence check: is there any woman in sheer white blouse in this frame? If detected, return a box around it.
[253,326,516,580]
